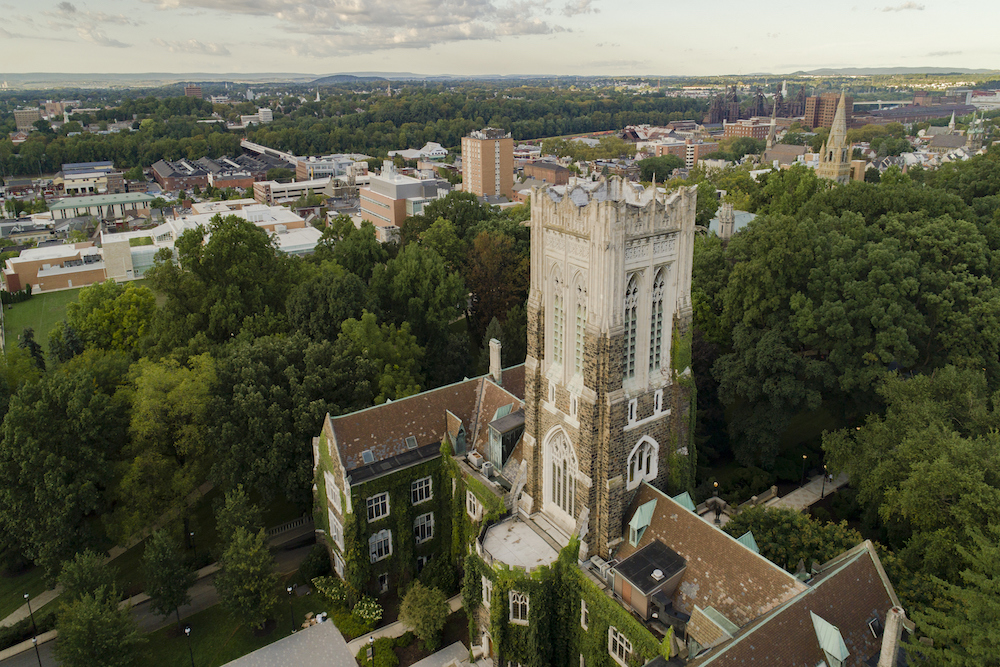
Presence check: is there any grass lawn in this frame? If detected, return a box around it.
[0,565,52,621]
[137,584,328,666]
[3,288,82,353]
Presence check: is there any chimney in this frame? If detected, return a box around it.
[877,606,906,667]
[489,338,502,384]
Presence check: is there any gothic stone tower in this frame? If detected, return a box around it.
[816,91,852,185]
[522,177,697,560]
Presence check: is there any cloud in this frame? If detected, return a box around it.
[153,37,230,56]
[927,50,961,57]
[562,0,598,17]
[77,26,130,48]
[881,2,924,10]
[145,0,564,54]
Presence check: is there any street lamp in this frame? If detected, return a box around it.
[189,531,195,552]
[31,636,42,667]
[286,584,297,634]
[713,482,721,525]
[368,636,375,664]
[800,454,808,488]
[24,593,37,636]
[184,625,195,667]
[821,464,828,498]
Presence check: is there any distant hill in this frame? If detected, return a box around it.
[792,67,996,76]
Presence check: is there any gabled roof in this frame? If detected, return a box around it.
[689,541,903,667]
[327,365,525,476]
[616,484,807,627]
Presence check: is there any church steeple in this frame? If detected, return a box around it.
[816,91,852,185]
[948,111,956,132]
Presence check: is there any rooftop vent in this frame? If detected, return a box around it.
[651,569,664,581]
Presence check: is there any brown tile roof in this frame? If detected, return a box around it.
[616,484,807,627]
[690,542,900,667]
[328,366,525,472]
[688,607,731,649]
[470,381,522,452]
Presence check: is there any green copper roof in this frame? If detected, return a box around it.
[737,531,759,554]
[50,192,155,210]
[811,612,849,664]
[629,499,656,532]
[671,491,696,512]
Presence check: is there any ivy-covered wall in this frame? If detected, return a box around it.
[666,318,697,495]
[464,540,660,667]
[332,450,454,596]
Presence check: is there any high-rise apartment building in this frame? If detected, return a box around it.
[461,128,514,199]
[184,84,203,100]
[803,93,852,129]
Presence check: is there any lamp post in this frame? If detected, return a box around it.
[800,454,808,488]
[821,464,828,498]
[31,637,42,667]
[713,481,721,525]
[24,593,37,636]
[286,584,297,634]
[184,625,195,667]
[368,636,374,665]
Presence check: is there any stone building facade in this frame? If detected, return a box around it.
[816,92,853,185]
[520,178,697,560]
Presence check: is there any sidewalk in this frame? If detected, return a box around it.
[0,481,215,630]
[346,594,463,655]
[765,472,849,511]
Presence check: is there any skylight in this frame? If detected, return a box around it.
[361,450,374,464]
[405,436,418,450]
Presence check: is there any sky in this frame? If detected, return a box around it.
[0,0,997,77]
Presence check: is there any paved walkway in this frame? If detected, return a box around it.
[765,472,849,511]
[346,594,464,655]
[222,619,356,667]
[0,481,216,630]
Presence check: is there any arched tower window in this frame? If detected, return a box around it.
[552,268,564,366]
[549,430,576,516]
[649,269,665,372]
[627,437,659,490]
[574,279,587,375]
[624,274,638,379]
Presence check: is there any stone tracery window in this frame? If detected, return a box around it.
[649,269,665,371]
[624,274,638,379]
[549,430,576,516]
[575,280,587,375]
[627,437,658,490]
[552,267,565,366]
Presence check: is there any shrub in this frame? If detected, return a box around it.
[418,554,458,594]
[399,582,448,652]
[329,605,372,639]
[314,576,351,607]
[353,595,383,626]
[355,636,399,667]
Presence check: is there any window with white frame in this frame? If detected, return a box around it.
[628,398,637,424]
[368,529,392,562]
[411,476,433,505]
[413,512,434,544]
[548,381,556,403]
[482,576,493,609]
[624,274,639,379]
[324,470,342,513]
[378,573,389,593]
[366,492,390,522]
[581,599,589,629]
[466,490,483,521]
[608,627,632,667]
[416,555,429,572]
[509,590,529,625]
[627,438,658,489]
[328,508,344,550]
[649,269,665,371]
[333,551,345,577]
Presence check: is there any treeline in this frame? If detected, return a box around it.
[690,146,1000,663]
[0,192,528,583]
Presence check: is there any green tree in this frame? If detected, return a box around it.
[909,523,1000,666]
[55,586,145,667]
[141,529,194,628]
[124,166,145,181]
[339,311,424,403]
[0,351,131,575]
[107,355,215,542]
[637,155,683,182]
[399,581,449,651]
[65,280,156,354]
[286,264,370,340]
[465,231,528,344]
[58,551,117,603]
[215,527,278,630]
[17,327,44,370]
[331,221,387,282]
[215,485,264,553]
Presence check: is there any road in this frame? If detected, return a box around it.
[0,543,314,667]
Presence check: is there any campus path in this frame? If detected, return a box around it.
[0,481,216,630]
[765,472,849,511]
